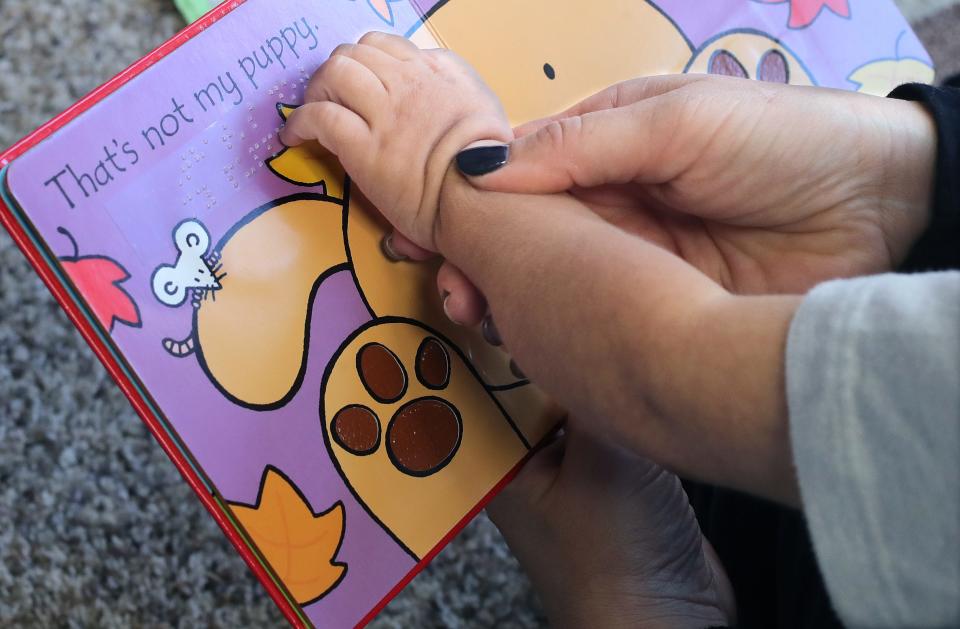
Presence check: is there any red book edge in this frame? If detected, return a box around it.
[0,2,536,627]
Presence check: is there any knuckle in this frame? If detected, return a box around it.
[540,121,565,153]
[289,103,318,129]
[612,80,632,109]
[330,42,354,57]
[542,116,583,152]
[324,54,350,75]
[425,48,454,67]
[358,31,386,45]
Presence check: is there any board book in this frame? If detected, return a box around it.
[0,1,932,627]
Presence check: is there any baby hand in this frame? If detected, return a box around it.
[280,32,513,251]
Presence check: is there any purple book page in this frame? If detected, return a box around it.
[5,2,428,627]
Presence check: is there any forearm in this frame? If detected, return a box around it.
[436,168,801,504]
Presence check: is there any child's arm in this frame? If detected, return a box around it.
[281,33,800,504]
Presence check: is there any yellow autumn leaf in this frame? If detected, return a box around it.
[266,104,346,199]
[230,467,347,605]
[848,58,934,96]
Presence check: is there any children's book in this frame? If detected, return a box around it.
[0,1,931,627]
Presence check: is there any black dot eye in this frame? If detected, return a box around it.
[543,63,556,80]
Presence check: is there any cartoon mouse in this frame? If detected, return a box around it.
[151,219,227,356]
[151,219,225,308]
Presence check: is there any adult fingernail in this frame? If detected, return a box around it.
[381,234,407,262]
[442,291,461,325]
[509,359,527,380]
[482,316,502,347]
[456,145,509,177]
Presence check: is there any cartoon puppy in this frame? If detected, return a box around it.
[407,0,693,124]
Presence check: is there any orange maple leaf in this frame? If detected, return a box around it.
[230,467,347,605]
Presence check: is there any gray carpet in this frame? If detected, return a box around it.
[0,1,956,627]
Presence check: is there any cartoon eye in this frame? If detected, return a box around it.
[758,50,789,84]
[164,281,178,296]
[708,50,749,79]
[543,63,556,80]
[185,233,201,248]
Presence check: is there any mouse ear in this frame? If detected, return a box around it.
[174,220,211,256]
[152,265,187,307]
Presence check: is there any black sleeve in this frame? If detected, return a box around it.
[888,82,960,272]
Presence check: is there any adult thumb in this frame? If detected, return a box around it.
[456,102,672,194]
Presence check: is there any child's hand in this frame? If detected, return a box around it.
[280,32,513,251]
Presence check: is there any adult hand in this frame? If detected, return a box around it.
[436,74,936,324]
[488,421,736,629]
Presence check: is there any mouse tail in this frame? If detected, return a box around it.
[162,335,195,358]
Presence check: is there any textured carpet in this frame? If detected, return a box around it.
[0,1,956,627]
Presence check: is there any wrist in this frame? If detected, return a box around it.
[655,293,801,505]
[709,294,801,505]
[423,123,512,251]
[876,98,936,263]
[433,160,495,262]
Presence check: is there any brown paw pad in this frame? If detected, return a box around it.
[387,398,461,476]
[335,336,462,477]
[331,405,381,456]
[357,342,408,403]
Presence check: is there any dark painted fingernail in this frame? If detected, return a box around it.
[509,359,526,380]
[381,234,407,262]
[456,145,509,177]
[481,316,502,347]
[441,291,461,325]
